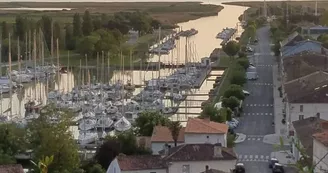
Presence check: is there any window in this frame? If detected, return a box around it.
[300,105,303,112]
[299,115,304,120]
[182,165,190,173]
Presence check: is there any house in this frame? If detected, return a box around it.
[283,71,328,131]
[151,126,185,154]
[106,158,121,173]
[313,128,328,173]
[291,117,326,162]
[0,164,24,173]
[150,118,228,154]
[301,26,328,39]
[117,143,237,173]
[282,51,328,82]
[281,40,327,57]
[280,31,304,51]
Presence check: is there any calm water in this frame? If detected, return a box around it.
[1,1,247,127]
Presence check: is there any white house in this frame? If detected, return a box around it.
[313,130,328,173]
[116,143,237,173]
[283,71,328,132]
[150,118,228,154]
[107,158,121,173]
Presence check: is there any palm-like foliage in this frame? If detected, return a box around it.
[168,121,182,147]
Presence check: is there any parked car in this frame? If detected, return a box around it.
[243,90,250,96]
[272,163,284,173]
[233,163,245,173]
[246,47,253,52]
[232,118,239,125]
[269,158,279,168]
[226,121,237,129]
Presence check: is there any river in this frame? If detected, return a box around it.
[1,1,248,132]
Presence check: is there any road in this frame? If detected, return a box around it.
[234,26,275,173]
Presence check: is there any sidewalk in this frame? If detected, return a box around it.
[263,134,291,145]
[272,62,288,135]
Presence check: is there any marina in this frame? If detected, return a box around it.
[217,27,238,45]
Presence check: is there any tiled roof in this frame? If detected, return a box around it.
[185,118,228,134]
[118,144,237,171]
[162,143,237,162]
[282,40,326,57]
[0,164,24,173]
[117,155,167,171]
[282,51,328,82]
[284,71,328,103]
[292,117,327,158]
[151,126,185,142]
[200,169,228,173]
[313,130,328,147]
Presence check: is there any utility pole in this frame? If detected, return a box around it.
[315,0,318,16]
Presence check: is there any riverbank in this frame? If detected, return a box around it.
[222,1,328,9]
[0,2,223,27]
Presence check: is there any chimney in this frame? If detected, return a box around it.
[205,165,209,173]
[213,143,223,158]
[162,143,170,158]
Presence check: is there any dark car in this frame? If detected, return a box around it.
[233,163,245,173]
[272,163,284,173]
[254,39,258,43]
[269,158,279,168]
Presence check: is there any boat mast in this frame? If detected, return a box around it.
[102,51,104,84]
[51,22,54,65]
[107,51,110,83]
[28,30,31,63]
[17,37,21,84]
[33,31,37,99]
[8,33,12,117]
[79,59,82,85]
[25,32,27,66]
[158,27,161,80]
[96,52,99,83]
[0,34,2,76]
[130,49,133,84]
[67,51,70,92]
[56,39,60,92]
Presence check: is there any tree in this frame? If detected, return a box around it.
[1,21,8,40]
[317,34,328,43]
[222,41,240,58]
[88,164,106,173]
[200,105,224,123]
[236,58,249,70]
[15,15,27,41]
[76,35,99,56]
[82,10,93,36]
[53,21,61,40]
[0,123,27,164]
[168,121,182,147]
[73,13,82,37]
[65,25,75,50]
[223,84,245,100]
[36,155,54,173]
[230,71,246,86]
[93,18,102,31]
[27,105,80,172]
[39,15,53,49]
[222,96,240,110]
[134,111,169,136]
[94,139,120,170]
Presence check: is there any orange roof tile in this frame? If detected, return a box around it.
[151,126,185,142]
[185,118,228,134]
[313,130,328,147]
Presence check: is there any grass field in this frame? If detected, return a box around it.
[0,2,223,26]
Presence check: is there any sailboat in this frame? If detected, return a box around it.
[114,116,131,132]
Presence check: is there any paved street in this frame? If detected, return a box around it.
[234,26,275,173]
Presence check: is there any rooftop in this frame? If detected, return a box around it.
[284,71,328,103]
[117,155,167,171]
[282,51,328,82]
[313,123,328,148]
[280,31,304,48]
[282,40,326,57]
[292,117,327,158]
[118,144,237,171]
[161,143,237,162]
[185,118,228,134]
[151,126,185,142]
[0,164,24,173]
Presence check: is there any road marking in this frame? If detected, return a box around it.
[255,155,258,159]
[237,155,270,162]
[266,156,270,159]
[245,104,274,107]
[244,112,273,116]
[249,155,253,159]
[261,155,264,159]
[257,138,261,141]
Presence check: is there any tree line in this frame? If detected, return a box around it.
[0,10,161,62]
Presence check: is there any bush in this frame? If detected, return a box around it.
[236,58,249,70]
[230,71,246,86]
[227,133,236,148]
[222,96,240,110]
[223,84,245,100]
